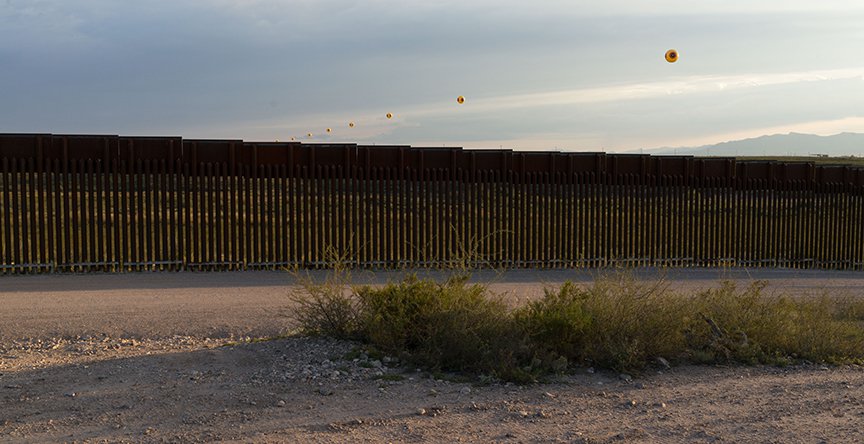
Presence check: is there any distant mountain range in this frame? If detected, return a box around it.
[647,132,864,157]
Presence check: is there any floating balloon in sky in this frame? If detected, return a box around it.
[457,95,465,104]
[307,132,313,137]
[326,128,332,133]
[386,112,393,119]
[290,137,295,141]
[348,122,355,128]
[665,49,679,63]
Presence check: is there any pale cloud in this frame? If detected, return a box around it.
[415,67,864,115]
[3,1,864,154]
[29,66,864,152]
[220,66,864,144]
[205,0,864,17]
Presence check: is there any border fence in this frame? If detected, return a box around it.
[2,133,864,274]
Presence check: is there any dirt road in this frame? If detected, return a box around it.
[1,267,862,341]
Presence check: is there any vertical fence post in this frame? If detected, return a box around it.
[4,133,864,273]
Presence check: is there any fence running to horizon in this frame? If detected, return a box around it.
[2,133,864,274]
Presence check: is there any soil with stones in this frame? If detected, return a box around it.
[2,269,864,443]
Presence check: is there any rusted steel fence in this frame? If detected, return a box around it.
[2,133,864,274]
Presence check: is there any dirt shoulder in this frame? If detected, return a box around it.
[2,268,864,442]
[2,267,862,342]
[2,335,863,443]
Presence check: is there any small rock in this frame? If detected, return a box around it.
[427,406,446,417]
[64,392,77,398]
[626,400,638,408]
[544,392,557,399]
[428,388,439,397]
[587,367,595,374]
[653,402,667,409]
[518,410,529,418]
[460,387,471,395]
[371,360,383,368]
[277,400,286,407]
[619,374,632,382]
[655,357,671,369]
[417,408,427,416]
[318,387,334,396]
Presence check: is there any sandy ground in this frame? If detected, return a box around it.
[3,267,863,342]
[2,268,864,443]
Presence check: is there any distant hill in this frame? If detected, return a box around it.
[648,132,864,158]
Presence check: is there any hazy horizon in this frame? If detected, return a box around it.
[3,1,864,153]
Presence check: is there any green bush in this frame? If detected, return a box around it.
[288,270,864,382]
[788,296,864,363]
[356,275,533,380]
[286,266,359,340]
[686,283,864,364]
[516,275,689,371]
[831,295,864,323]
[683,281,776,364]
[516,282,593,364]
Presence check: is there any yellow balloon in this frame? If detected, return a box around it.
[326,128,332,133]
[386,112,393,119]
[457,95,465,104]
[307,132,313,137]
[348,122,355,128]
[665,49,679,63]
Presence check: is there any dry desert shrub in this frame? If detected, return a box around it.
[289,268,864,382]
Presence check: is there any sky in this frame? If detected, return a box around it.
[3,0,864,153]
